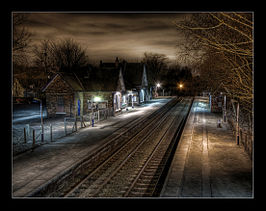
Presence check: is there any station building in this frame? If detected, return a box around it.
[42,58,151,117]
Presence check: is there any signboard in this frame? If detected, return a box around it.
[88,100,92,110]
[78,99,80,116]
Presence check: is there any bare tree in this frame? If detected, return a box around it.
[141,52,169,85]
[33,38,89,73]
[174,12,253,133]
[13,13,32,65]
[174,13,253,112]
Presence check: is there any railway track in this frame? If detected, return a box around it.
[30,97,180,197]
[64,97,193,198]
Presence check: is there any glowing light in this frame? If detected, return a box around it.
[94,96,101,102]
[156,83,160,88]
[179,84,183,88]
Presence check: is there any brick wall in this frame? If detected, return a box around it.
[45,93,75,117]
[45,75,75,117]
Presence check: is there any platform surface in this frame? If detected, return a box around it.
[12,98,171,197]
[160,97,253,198]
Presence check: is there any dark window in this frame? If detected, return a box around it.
[57,96,64,106]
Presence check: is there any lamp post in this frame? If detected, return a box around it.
[156,83,160,97]
[178,83,184,95]
[223,95,227,122]
[34,98,44,142]
[132,94,134,108]
[236,102,240,145]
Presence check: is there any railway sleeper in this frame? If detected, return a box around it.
[63,98,184,197]
[134,182,156,188]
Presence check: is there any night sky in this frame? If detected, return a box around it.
[21,12,188,64]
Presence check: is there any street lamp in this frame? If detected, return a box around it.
[156,83,161,97]
[178,83,184,96]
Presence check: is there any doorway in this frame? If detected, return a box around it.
[56,95,65,114]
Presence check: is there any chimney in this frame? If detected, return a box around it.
[115,57,119,68]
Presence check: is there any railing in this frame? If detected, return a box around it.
[13,107,115,155]
[227,116,253,159]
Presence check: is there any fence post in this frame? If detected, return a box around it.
[26,124,30,137]
[91,112,95,127]
[32,129,35,147]
[223,95,227,123]
[236,102,240,145]
[24,127,27,143]
[240,129,242,145]
[40,100,44,143]
[83,115,86,127]
[98,110,100,122]
[50,124,52,142]
[64,118,67,135]
[245,133,247,151]
[75,117,77,131]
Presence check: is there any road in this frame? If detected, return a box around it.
[13,104,48,124]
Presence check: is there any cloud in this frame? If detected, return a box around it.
[21,12,187,63]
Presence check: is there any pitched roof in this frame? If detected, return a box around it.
[76,68,120,91]
[122,62,144,90]
[60,72,84,91]
[42,72,84,92]
[100,63,118,69]
[42,61,147,93]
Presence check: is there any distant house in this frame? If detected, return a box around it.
[42,72,84,117]
[13,68,50,99]
[42,57,151,117]
[42,66,125,117]
[12,73,36,99]
[12,77,25,98]
[100,57,151,107]
[77,65,126,113]
[122,61,151,106]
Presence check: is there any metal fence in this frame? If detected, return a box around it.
[227,116,253,159]
[12,107,114,155]
[226,104,253,160]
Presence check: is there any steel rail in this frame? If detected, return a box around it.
[63,97,181,197]
[83,100,183,197]
[123,108,187,197]
[123,99,192,197]
[27,98,180,197]
[92,99,190,197]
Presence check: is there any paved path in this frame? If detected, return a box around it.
[12,98,172,197]
[160,97,253,198]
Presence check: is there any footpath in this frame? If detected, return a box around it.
[160,97,252,198]
[12,98,171,197]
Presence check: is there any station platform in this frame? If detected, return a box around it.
[160,97,252,198]
[12,98,172,197]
